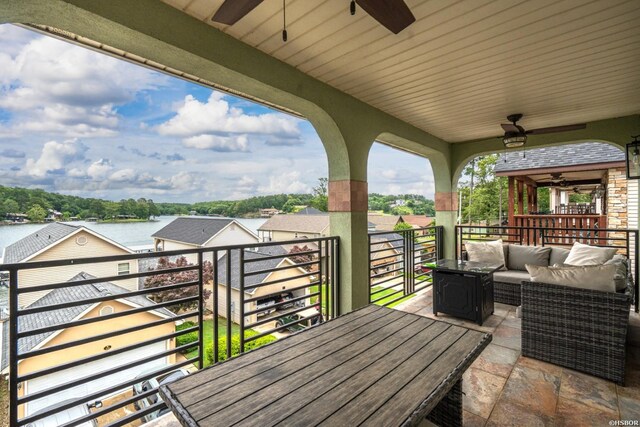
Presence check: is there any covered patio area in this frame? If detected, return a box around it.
[2,0,640,426]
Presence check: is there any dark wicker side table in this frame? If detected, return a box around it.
[432,259,502,326]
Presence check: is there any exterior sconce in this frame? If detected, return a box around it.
[626,135,640,179]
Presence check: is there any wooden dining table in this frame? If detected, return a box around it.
[160,305,491,427]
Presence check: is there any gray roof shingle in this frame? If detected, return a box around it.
[152,217,236,246]
[494,142,625,173]
[3,222,79,264]
[294,207,324,215]
[1,272,175,370]
[217,245,292,295]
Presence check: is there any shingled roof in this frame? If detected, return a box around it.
[258,214,330,234]
[367,215,404,231]
[294,207,324,215]
[2,272,174,371]
[494,142,625,173]
[3,222,79,264]
[152,217,251,246]
[216,245,292,295]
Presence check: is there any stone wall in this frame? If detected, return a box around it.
[607,167,628,229]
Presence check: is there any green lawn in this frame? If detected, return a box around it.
[370,286,416,307]
[310,283,331,312]
[183,317,242,363]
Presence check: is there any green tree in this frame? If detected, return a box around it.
[391,206,413,216]
[459,155,508,224]
[2,198,20,217]
[26,204,47,222]
[393,222,414,231]
[310,178,328,212]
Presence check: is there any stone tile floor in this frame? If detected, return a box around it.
[394,288,640,426]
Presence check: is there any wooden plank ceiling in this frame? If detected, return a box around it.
[161,0,640,143]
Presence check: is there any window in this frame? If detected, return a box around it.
[117,262,130,276]
[100,306,114,316]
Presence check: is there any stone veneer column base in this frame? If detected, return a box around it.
[328,180,368,212]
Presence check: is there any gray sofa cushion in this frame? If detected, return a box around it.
[493,270,531,285]
[508,245,551,271]
[604,255,629,291]
[549,247,571,266]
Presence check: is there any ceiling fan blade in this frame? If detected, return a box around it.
[501,123,520,133]
[527,123,586,135]
[212,0,264,25]
[356,0,416,34]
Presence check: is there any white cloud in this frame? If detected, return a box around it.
[109,168,137,182]
[258,171,310,194]
[182,134,249,152]
[87,158,114,180]
[0,26,166,138]
[22,139,87,178]
[381,169,398,179]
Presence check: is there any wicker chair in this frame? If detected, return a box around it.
[521,274,633,385]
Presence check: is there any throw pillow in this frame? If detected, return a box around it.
[464,239,506,270]
[508,245,551,271]
[549,247,570,266]
[564,241,618,266]
[525,263,616,292]
[604,255,629,291]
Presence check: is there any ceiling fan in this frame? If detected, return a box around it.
[500,114,586,149]
[212,0,416,35]
[538,172,568,187]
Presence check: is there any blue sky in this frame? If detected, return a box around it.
[0,25,435,203]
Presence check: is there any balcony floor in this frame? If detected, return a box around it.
[394,289,640,426]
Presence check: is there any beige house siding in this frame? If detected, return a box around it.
[17,299,175,418]
[270,230,325,241]
[17,230,137,307]
[216,259,312,326]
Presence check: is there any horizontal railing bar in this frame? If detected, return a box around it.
[457,225,636,234]
[369,246,403,255]
[244,259,318,277]
[1,236,339,271]
[245,304,315,329]
[369,259,404,270]
[18,280,199,315]
[18,297,195,339]
[379,293,412,307]
[370,285,402,298]
[243,249,320,263]
[60,386,160,427]
[370,237,405,244]
[244,292,320,316]
[244,281,321,303]
[370,253,403,263]
[103,401,167,427]
[18,310,195,359]
[370,267,404,279]
[414,277,432,287]
[16,264,198,294]
[370,275,402,287]
[368,227,436,237]
[244,271,317,290]
[371,289,404,304]
[19,326,199,382]
[17,359,195,426]
[19,341,195,404]
[245,313,321,342]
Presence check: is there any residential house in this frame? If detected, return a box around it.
[215,246,312,325]
[402,215,435,229]
[4,213,27,223]
[2,223,138,307]
[294,207,324,215]
[367,214,405,231]
[258,214,330,242]
[151,217,259,262]
[369,234,403,281]
[259,208,280,218]
[494,142,638,233]
[45,209,63,222]
[0,272,176,418]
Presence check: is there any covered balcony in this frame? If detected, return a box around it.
[2,0,640,426]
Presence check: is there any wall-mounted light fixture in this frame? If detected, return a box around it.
[626,135,640,179]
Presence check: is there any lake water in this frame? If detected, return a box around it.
[0,216,267,259]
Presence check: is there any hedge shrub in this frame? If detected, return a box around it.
[205,330,276,364]
[175,321,198,351]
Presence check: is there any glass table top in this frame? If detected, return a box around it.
[426,259,503,274]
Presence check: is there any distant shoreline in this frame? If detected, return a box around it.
[0,218,160,226]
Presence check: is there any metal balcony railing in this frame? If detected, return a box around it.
[1,236,340,427]
[367,227,443,307]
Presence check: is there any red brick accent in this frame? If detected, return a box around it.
[328,180,368,212]
[435,192,458,212]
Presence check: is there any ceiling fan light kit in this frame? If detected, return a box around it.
[499,113,586,151]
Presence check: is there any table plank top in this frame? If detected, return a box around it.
[160,305,491,427]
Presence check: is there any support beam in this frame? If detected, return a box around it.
[517,179,524,216]
[508,177,515,227]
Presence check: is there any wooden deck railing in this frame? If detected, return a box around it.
[513,214,607,245]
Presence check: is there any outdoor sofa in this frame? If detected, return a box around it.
[462,241,633,385]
